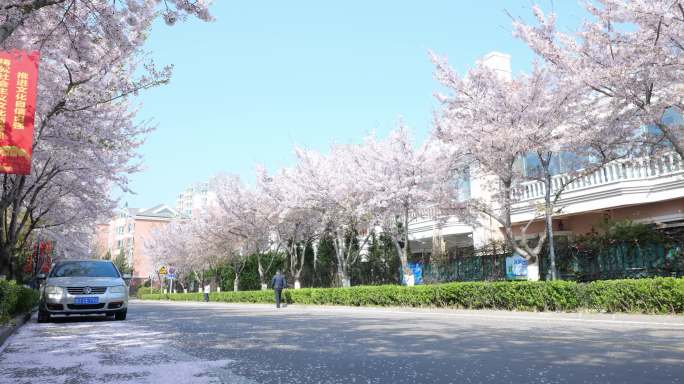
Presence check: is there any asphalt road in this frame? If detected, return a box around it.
[1,300,684,384]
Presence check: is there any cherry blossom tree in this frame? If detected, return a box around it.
[257,166,324,289]
[513,1,684,158]
[431,54,600,280]
[193,214,248,292]
[357,124,434,286]
[286,146,375,287]
[145,219,209,292]
[0,0,213,45]
[0,0,213,276]
[210,174,279,290]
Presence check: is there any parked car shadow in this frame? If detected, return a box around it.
[45,314,116,323]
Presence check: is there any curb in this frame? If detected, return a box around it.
[0,311,33,348]
[137,299,684,325]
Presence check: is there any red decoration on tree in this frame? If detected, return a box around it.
[0,50,39,175]
[22,253,33,274]
[40,254,51,274]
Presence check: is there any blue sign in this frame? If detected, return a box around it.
[401,263,423,285]
[506,254,528,280]
[166,273,176,279]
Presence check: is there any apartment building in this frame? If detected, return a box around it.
[176,182,209,218]
[94,204,178,285]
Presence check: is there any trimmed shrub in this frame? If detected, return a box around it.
[135,287,159,298]
[580,277,684,314]
[0,280,39,323]
[139,277,684,314]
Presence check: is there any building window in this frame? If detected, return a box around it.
[519,152,584,178]
[455,167,471,202]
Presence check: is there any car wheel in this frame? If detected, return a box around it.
[37,310,50,323]
[114,309,127,321]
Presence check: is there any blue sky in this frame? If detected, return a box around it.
[122,1,586,209]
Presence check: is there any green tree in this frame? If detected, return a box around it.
[113,250,131,275]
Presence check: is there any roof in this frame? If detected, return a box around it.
[135,204,178,219]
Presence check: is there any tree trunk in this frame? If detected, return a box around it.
[543,164,558,280]
[402,207,414,286]
[0,247,11,278]
[294,268,302,289]
[293,242,307,289]
[527,257,541,281]
[657,122,684,160]
[393,235,413,286]
[257,254,267,290]
[233,273,240,292]
[333,231,351,287]
[499,168,549,282]
[155,272,163,293]
[288,242,299,288]
[312,242,318,273]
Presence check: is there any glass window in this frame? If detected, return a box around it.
[558,152,583,173]
[522,153,542,178]
[49,261,120,278]
[456,168,471,202]
[662,107,683,126]
[520,152,586,177]
[548,154,561,175]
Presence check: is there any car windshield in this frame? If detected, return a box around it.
[49,261,120,278]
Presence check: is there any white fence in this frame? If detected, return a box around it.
[515,152,682,202]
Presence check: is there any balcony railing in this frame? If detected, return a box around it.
[514,152,682,202]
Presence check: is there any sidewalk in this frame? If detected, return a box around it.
[0,311,33,348]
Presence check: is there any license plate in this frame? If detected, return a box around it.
[75,297,99,305]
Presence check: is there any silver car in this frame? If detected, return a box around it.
[38,259,130,322]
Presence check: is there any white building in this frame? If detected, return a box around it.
[176,182,209,218]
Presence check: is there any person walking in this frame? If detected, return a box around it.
[271,270,287,308]
[203,283,210,302]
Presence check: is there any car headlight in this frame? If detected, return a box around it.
[45,285,63,296]
[109,285,126,294]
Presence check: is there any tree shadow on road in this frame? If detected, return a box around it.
[129,303,684,384]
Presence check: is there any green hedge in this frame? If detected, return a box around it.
[140,277,684,314]
[135,287,158,298]
[0,280,39,323]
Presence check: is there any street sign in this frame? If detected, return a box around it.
[158,266,167,275]
[166,273,176,279]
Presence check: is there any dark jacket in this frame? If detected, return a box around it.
[271,274,286,289]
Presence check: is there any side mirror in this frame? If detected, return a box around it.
[37,273,47,280]
[122,273,132,280]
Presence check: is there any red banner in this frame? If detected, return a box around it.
[0,50,39,175]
